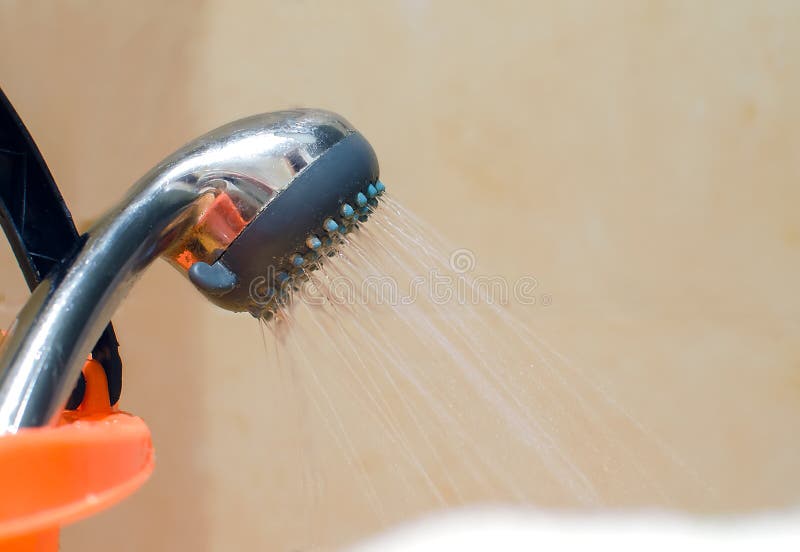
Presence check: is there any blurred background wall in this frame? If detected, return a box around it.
[0,0,799,550]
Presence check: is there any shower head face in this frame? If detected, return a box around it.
[161,109,381,315]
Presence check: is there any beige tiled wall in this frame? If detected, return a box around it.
[1,1,799,550]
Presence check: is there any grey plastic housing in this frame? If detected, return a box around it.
[189,130,380,313]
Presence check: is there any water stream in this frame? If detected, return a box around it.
[256,193,706,546]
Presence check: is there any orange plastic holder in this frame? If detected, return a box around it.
[0,359,154,551]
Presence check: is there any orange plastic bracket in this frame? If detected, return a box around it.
[0,359,154,551]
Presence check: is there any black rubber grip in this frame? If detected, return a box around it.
[0,87,122,408]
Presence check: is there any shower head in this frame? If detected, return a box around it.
[0,109,383,432]
[158,110,382,316]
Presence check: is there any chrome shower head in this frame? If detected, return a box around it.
[157,109,382,315]
[0,109,382,432]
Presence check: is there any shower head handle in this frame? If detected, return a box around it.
[0,109,379,433]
